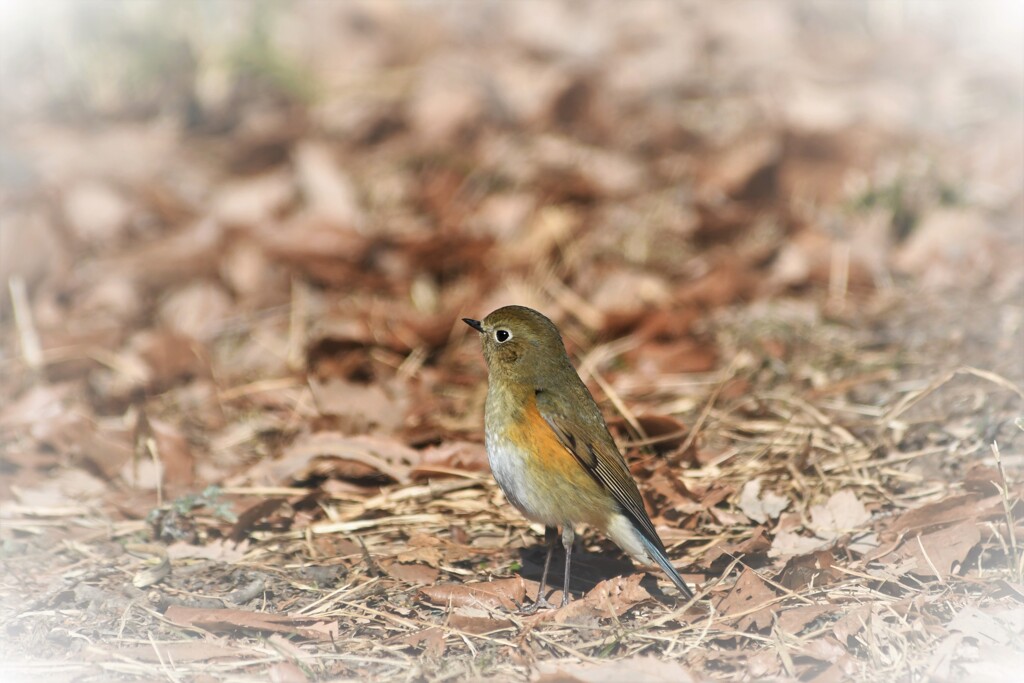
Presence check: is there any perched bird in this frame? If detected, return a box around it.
[464,305,693,610]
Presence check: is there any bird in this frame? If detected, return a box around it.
[463,305,694,611]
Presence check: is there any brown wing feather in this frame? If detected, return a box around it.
[534,390,668,555]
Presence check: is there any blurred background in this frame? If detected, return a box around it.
[1,0,1022,512]
[2,0,1023,505]
[2,1,1023,679]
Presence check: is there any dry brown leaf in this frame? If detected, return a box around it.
[417,576,531,611]
[769,530,827,560]
[97,642,244,664]
[698,134,781,202]
[947,605,1024,645]
[407,55,487,145]
[884,521,982,579]
[62,179,131,243]
[884,492,1011,537]
[382,560,440,585]
[309,377,409,433]
[809,490,871,540]
[166,539,250,563]
[536,656,696,683]
[698,527,771,569]
[164,605,338,641]
[147,418,196,488]
[228,498,289,542]
[715,567,776,631]
[114,218,224,289]
[738,479,790,524]
[799,635,848,664]
[130,329,206,389]
[542,574,652,625]
[777,550,843,591]
[255,215,373,285]
[157,281,234,340]
[776,603,835,635]
[894,208,998,289]
[395,534,444,567]
[267,661,309,683]
[212,171,294,228]
[410,441,489,477]
[257,432,417,485]
[446,606,516,635]
[390,626,446,657]
[292,141,364,230]
[0,207,66,288]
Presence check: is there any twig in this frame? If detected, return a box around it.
[9,275,43,372]
[991,441,1021,581]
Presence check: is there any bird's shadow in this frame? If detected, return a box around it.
[517,540,674,601]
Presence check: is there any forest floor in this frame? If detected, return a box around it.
[1,2,1022,681]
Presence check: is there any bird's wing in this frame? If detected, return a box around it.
[534,390,667,555]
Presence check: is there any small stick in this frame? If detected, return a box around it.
[9,275,43,372]
[991,441,1021,581]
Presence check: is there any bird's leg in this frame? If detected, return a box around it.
[521,526,558,614]
[560,526,575,607]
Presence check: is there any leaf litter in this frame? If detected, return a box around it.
[1,2,1023,682]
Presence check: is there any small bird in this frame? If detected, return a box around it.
[464,305,694,610]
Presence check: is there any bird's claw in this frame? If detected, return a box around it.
[520,594,556,614]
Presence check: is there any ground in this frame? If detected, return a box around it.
[1,2,1022,682]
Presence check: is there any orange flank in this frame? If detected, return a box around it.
[514,398,578,471]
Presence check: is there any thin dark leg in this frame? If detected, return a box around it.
[521,526,558,614]
[560,526,574,607]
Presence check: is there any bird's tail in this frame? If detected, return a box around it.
[639,533,695,600]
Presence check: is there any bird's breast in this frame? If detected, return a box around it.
[483,384,612,528]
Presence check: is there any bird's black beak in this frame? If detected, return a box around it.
[462,318,484,333]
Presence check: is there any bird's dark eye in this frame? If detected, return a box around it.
[495,328,511,343]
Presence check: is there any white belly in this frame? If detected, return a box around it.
[485,427,564,525]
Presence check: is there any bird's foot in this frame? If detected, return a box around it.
[519,593,557,614]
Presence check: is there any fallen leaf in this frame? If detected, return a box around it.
[536,656,695,683]
[62,179,131,243]
[715,567,776,631]
[267,661,309,683]
[884,521,981,579]
[395,534,444,567]
[543,574,652,625]
[166,540,250,563]
[738,479,790,524]
[947,605,1024,645]
[96,642,243,663]
[894,208,997,289]
[776,604,835,635]
[698,527,771,568]
[309,377,409,433]
[0,207,66,288]
[212,171,294,228]
[884,492,1010,537]
[697,134,781,202]
[417,576,531,611]
[255,432,417,485]
[292,141,364,230]
[407,55,487,145]
[446,606,515,635]
[776,550,842,591]
[383,560,440,585]
[164,605,338,641]
[410,441,489,477]
[228,498,289,542]
[799,635,847,663]
[809,490,870,540]
[157,280,234,340]
[390,626,446,657]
